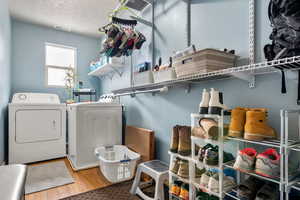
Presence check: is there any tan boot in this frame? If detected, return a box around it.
[177,160,189,178]
[244,110,276,141]
[170,125,179,153]
[170,158,180,174]
[178,126,192,156]
[229,107,247,138]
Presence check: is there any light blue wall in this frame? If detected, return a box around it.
[0,0,11,163]
[11,19,101,101]
[101,0,299,163]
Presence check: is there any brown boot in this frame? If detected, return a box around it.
[229,107,247,138]
[178,126,191,156]
[244,110,276,141]
[170,125,179,153]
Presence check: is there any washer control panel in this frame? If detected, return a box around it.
[12,93,60,104]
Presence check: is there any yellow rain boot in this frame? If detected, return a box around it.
[229,107,247,138]
[244,110,276,141]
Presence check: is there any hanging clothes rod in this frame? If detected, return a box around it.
[114,86,168,97]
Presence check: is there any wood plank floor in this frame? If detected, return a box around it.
[25,158,111,200]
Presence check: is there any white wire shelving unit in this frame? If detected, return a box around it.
[282,109,300,200]
[112,56,300,95]
[223,109,300,200]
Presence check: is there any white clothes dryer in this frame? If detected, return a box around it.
[9,93,66,164]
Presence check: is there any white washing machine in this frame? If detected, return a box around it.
[67,94,122,171]
[9,93,66,164]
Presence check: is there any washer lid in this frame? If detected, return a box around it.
[11,93,60,104]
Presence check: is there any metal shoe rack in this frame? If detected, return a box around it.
[223,109,300,200]
[168,112,228,200]
[169,109,300,200]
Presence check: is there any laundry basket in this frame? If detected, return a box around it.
[95,145,141,183]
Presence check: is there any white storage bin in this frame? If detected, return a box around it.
[95,145,141,183]
[153,68,177,83]
[133,71,154,86]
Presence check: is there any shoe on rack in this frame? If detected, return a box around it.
[170,180,182,196]
[200,171,216,188]
[208,173,236,193]
[195,166,206,179]
[195,190,210,200]
[233,148,257,172]
[199,89,210,114]
[178,126,192,156]
[208,88,228,115]
[237,177,265,200]
[203,146,234,166]
[177,160,189,178]
[204,145,219,166]
[244,110,276,141]
[255,148,280,178]
[192,118,218,140]
[170,125,179,153]
[198,144,214,162]
[229,107,247,138]
[179,183,189,200]
[255,183,279,200]
[170,158,180,174]
[200,118,219,140]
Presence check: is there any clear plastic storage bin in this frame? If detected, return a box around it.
[95,145,141,183]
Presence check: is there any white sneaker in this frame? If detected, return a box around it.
[200,171,214,188]
[208,174,236,193]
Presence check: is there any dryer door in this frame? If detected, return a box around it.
[15,109,62,143]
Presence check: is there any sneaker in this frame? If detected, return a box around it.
[200,171,215,188]
[170,158,180,174]
[204,146,219,166]
[170,180,182,196]
[255,148,280,178]
[204,146,234,166]
[234,148,257,172]
[198,144,214,162]
[237,177,265,200]
[179,183,189,200]
[177,160,189,178]
[255,183,279,200]
[208,174,236,193]
[196,190,210,200]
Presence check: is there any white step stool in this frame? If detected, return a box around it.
[130,160,169,200]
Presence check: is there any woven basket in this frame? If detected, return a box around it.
[173,48,236,77]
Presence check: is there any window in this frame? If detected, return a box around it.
[45,43,76,87]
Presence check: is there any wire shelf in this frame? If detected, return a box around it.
[112,56,300,94]
[227,137,300,148]
[224,160,281,184]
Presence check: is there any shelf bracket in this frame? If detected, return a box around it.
[232,72,256,88]
[110,66,124,77]
[130,16,153,27]
[185,84,191,93]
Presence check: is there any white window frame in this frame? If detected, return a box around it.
[45,42,77,88]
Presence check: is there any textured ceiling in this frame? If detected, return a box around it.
[9,0,120,38]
